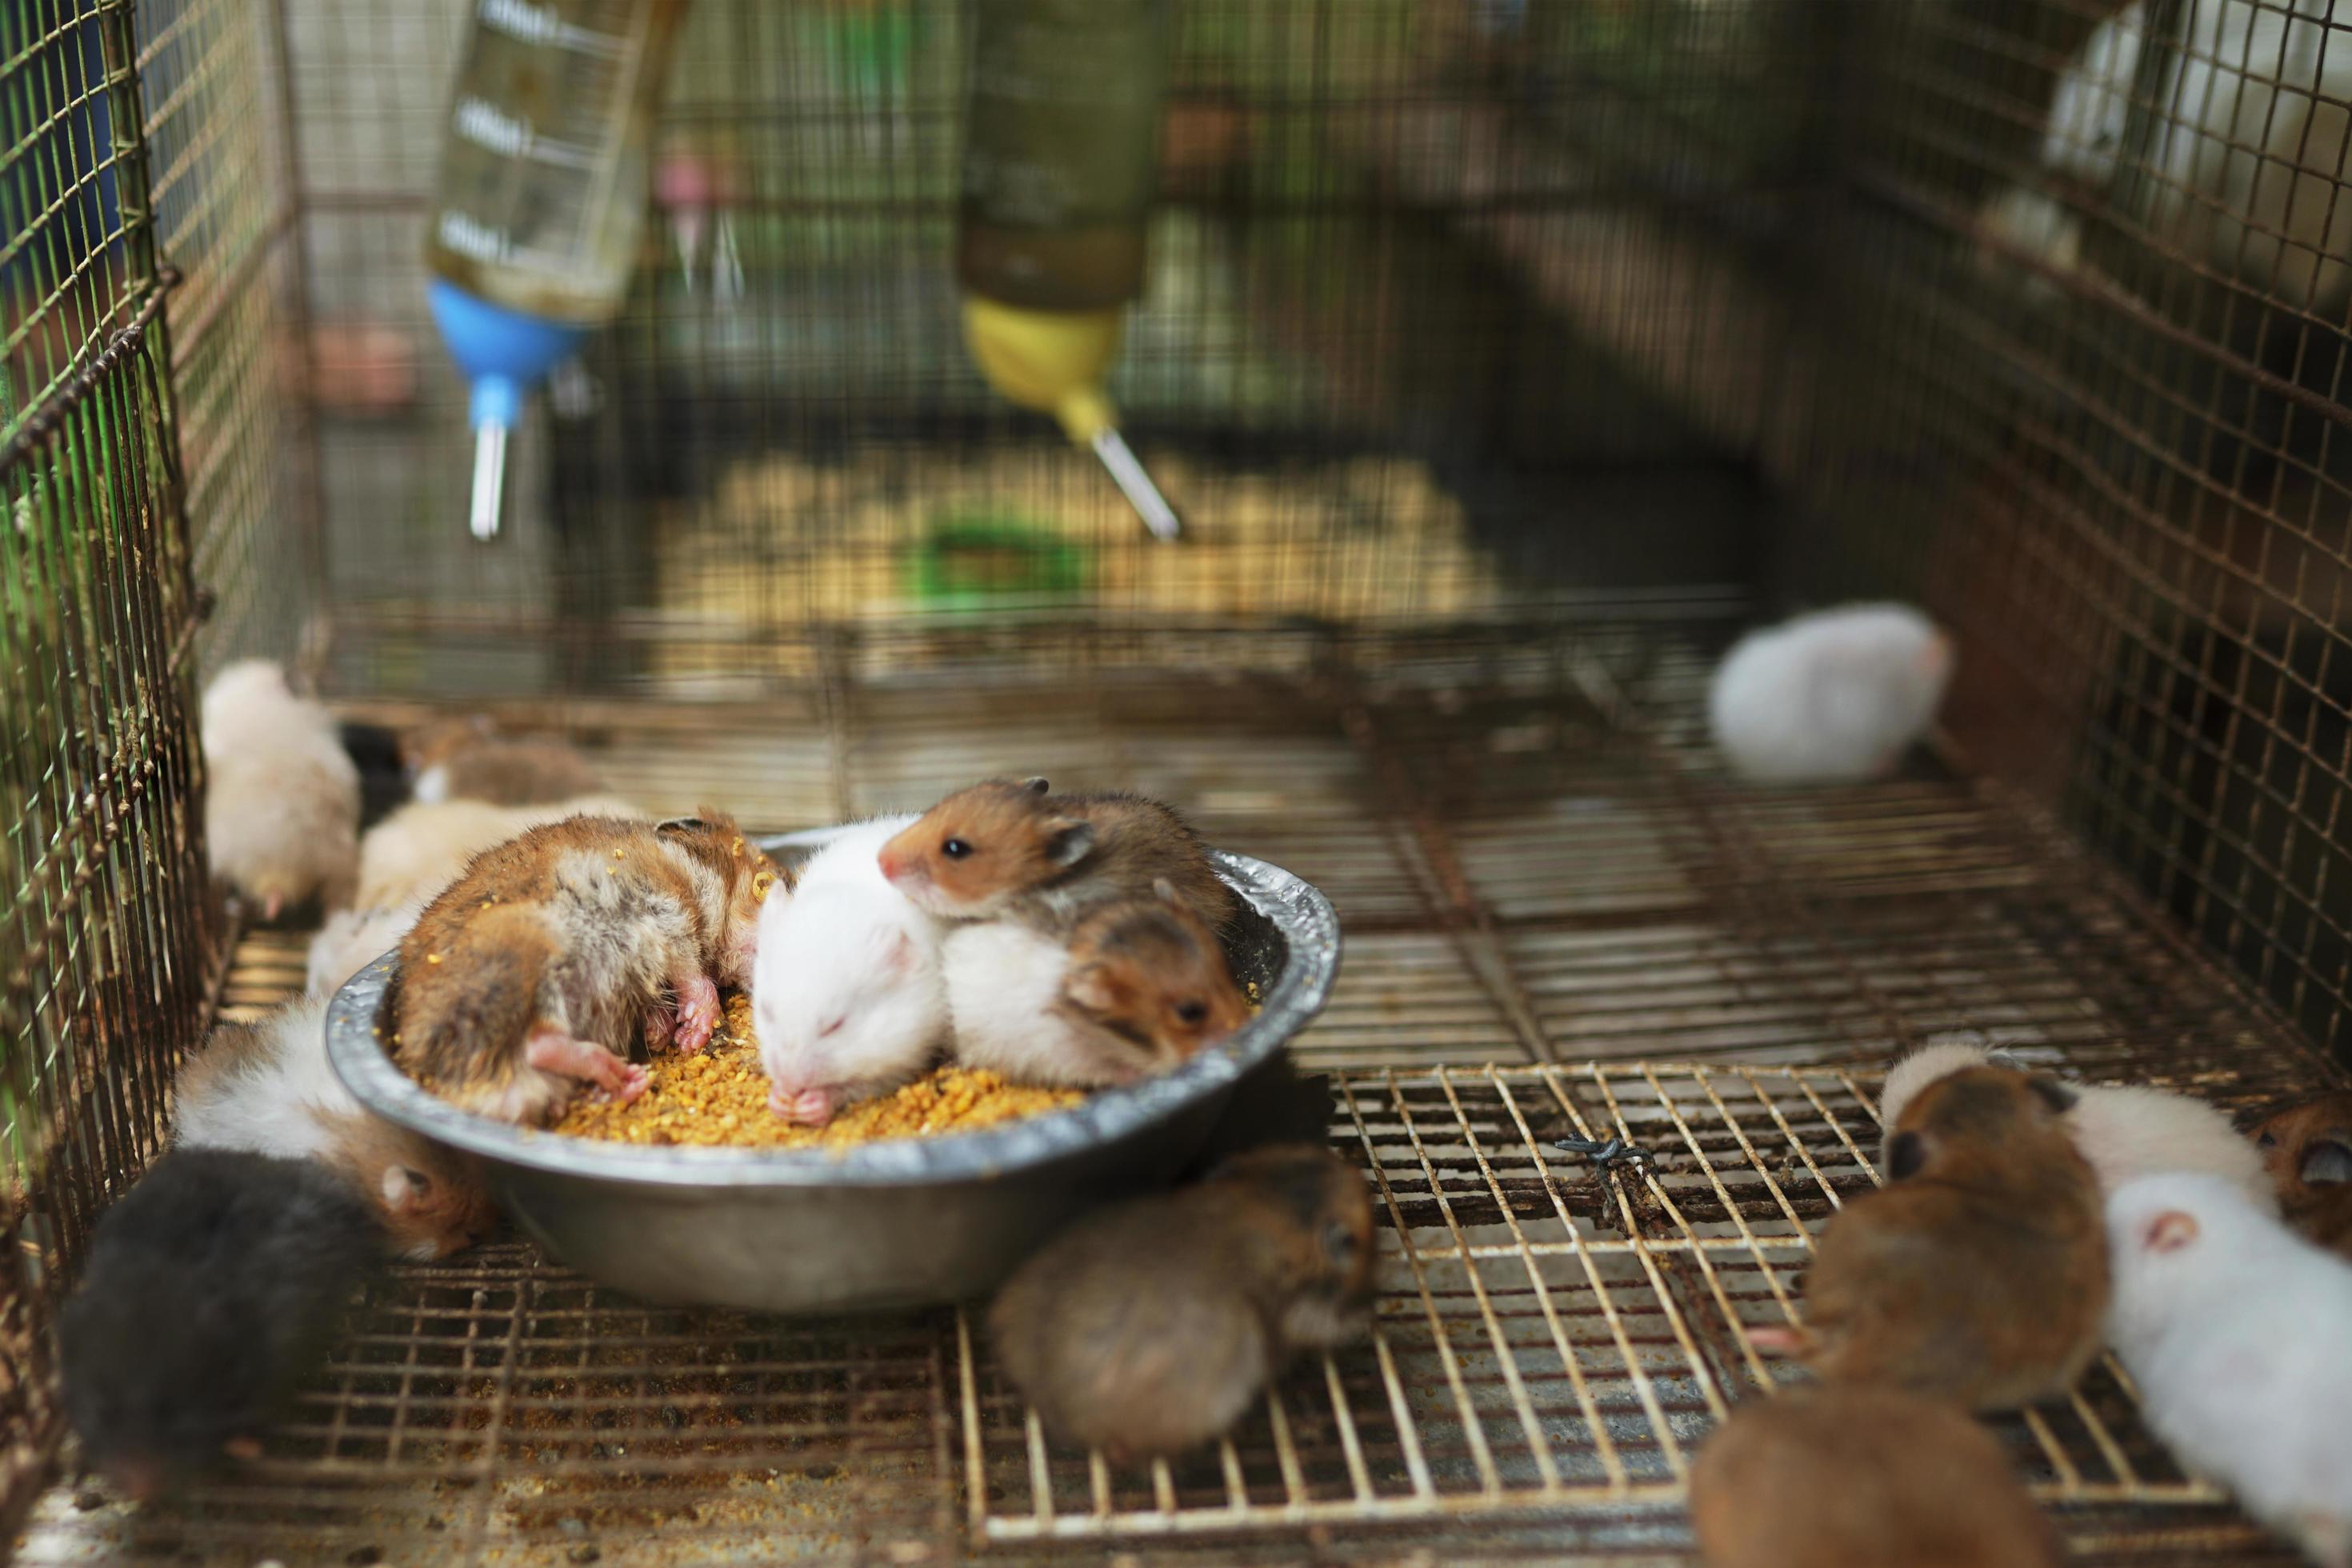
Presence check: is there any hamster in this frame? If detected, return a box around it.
[990,1144,1376,1462]
[2248,1094,2352,1259]
[1758,1066,2108,1410]
[354,793,647,911]
[60,1149,382,1501]
[946,886,1248,1089]
[1689,1386,2066,1568]
[200,659,361,919]
[306,899,427,999]
[176,997,498,1259]
[396,814,779,1125]
[1878,1040,2275,1212]
[1707,604,1954,786]
[878,778,1234,934]
[753,818,945,1123]
[2106,1173,2352,1568]
[402,714,607,807]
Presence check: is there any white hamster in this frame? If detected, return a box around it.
[751,816,944,1124]
[1878,1040,2275,1213]
[1708,604,1954,786]
[200,660,360,918]
[2107,1173,2352,1567]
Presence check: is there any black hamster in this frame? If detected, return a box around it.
[60,1148,382,1500]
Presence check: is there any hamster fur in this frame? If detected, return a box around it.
[176,998,497,1260]
[1761,1066,2109,1410]
[2248,1094,2352,1260]
[946,889,1248,1089]
[1707,604,1954,786]
[1690,1386,2065,1568]
[989,1144,1376,1461]
[396,814,778,1124]
[754,821,946,1123]
[878,778,1234,934]
[60,1149,382,1501]
[402,714,608,807]
[2107,1172,2352,1567]
[201,659,360,918]
[1878,1039,2274,1212]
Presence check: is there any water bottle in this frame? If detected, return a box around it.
[425,0,690,540]
[956,0,1182,540]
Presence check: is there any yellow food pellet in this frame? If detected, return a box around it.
[426,954,443,965]
[546,992,1084,1150]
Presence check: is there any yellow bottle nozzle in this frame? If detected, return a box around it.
[961,296,1180,541]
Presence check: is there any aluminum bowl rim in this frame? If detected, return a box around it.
[325,848,1340,1189]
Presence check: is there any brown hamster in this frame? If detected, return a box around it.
[990,1144,1375,1462]
[402,714,606,807]
[1755,1066,2109,1411]
[176,998,498,1259]
[878,778,1234,934]
[395,814,780,1124]
[2249,1093,2352,1260]
[1690,1386,2065,1568]
[946,884,1250,1089]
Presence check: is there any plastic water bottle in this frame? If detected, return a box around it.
[956,0,1182,541]
[425,0,690,540]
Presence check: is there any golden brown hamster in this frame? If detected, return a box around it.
[1690,1386,2065,1568]
[946,884,1250,1089]
[1756,1066,2108,1411]
[990,1144,1376,1461]
[395,813,779,1124]
[2248,1093,2352,1260]
[402,714,606,806]
[878,778,1234,934]
[177,998,498,1259]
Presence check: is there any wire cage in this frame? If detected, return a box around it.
[9,0,2352,1560]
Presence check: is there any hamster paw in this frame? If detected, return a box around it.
[526,1028,648,1104]
[643,1010,677,1054]
[671,974,722,1054]
[769,1085,834,1125]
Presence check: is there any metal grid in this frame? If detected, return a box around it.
[23,661,2341,1562]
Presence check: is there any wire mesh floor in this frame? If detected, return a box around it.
[18,626,2339,1564]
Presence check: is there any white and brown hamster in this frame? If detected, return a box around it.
[1879,1038,2274,1212]
[946,886,1248,1089]
[201,659,360,920]
[395,814,779,1124]
[401,714,608,807]
[2246,1093,2352,1261]
[2107,1173,2352,1568]
[1690,1386,2065,1568]
[990,1144,1376,1462]
[176,997,498,1259]
[1708,603,1954,785]
[1757,1066,2108,1410]
[878,778,1234,934]
[60,1149,382,1501]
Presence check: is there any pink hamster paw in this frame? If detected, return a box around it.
[670,974,722,1054]
[526,1027,648,1105]
[769,1085,835,1125]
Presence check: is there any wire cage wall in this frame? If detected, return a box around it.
[10,0,2352,1560]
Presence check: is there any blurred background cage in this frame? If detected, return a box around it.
[9,0,2352,1559]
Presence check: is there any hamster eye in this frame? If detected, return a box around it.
[818,1018,845,1038]
[1175,998,1209,1025]
[941,838,973,860]
[1319,1218,1358,1270]
[2258,1131,2278,1148]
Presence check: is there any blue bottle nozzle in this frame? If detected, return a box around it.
[427,281,590,541]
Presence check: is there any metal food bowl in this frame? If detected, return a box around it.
[326,848,1341,1313]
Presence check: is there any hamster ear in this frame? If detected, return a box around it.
[1151,877,1181,907]
[657,817,710,837]
[2024,1074,2078,1114]
[1065,962,1133,1018]
[381,1165,431,1211]
[1020,776,1050,795]
[2143,1209,2199,1254]
[1886,1130,1927,1181]
[2302,1138,2352,1186]
[1043,818,1094,869]
[878,927,917,978]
